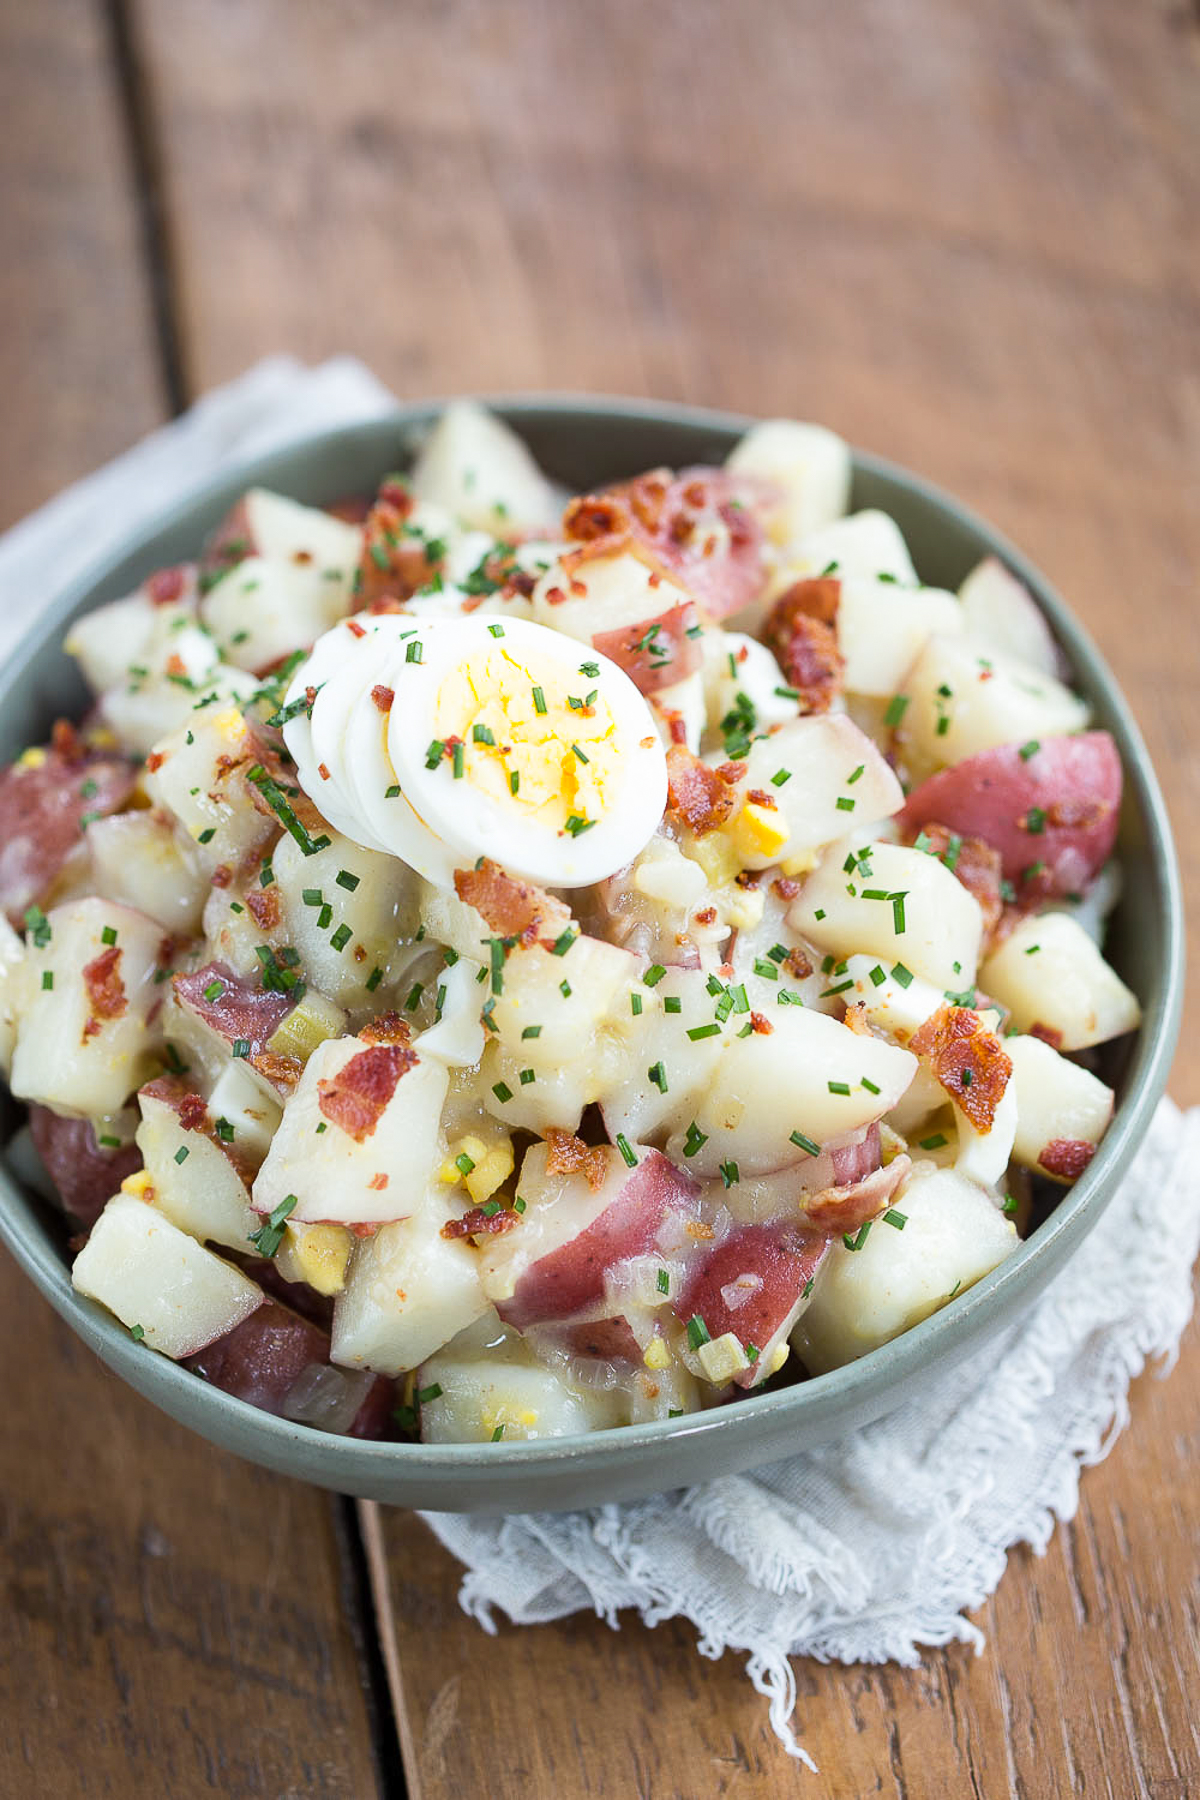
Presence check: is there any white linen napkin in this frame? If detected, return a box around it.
[3,358,1194,1769]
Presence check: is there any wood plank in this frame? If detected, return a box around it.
[127,0,1200,1792]
[0,7,386,1794]
[0,0,162,530]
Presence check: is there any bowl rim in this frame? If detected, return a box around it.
[0,391,1184,1478]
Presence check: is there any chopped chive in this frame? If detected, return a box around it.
[317,904,333,930]
[366,966,383,991]
[1002,1194,1019,1215]
[405,640,423,664]
[532,686,547,715]
[846,763,865,785]
[686,1314,711,1349]
[521,1024,543,1040]
[664,995,682,1014]
[770,768,792,787]
[455,1152,476,1176]
[249,1193,297,1258]
[1024,807,1046,834]
[41,970,54,990]
[473,724,496,746]
[643,964,666,987]
[551,930,576,956]
[518,1067,536,1085]
[559,980,572,998]
[868,964,887,987]
[491,1424,505,1442]
[302,887,323,907]
[860,1076,881,1094]
[682,1122,708,1157]
[753,958,779,981]
[417,1383,443,1404]
[884,694,910,728]
[891,892,907,934]
[245,765,330,857]
[434,984,447,1021]
[509,770,520,795]
[329,923,352,952]
[843,1221,872,1251]
[404,982,424,1011]
[492,1081,513,1103]
[203,979,226,1003]
[789,1130,820,1156]
[719,1160,739,1187]
[835,796,855,813]
[630,992,643,1016]
[174,1146,190,1165]
[1018,740,1040,761]
[101,925,118,946]
[232,1039,250,1059]
[336,869,360,892]
[827,1080,851,1096]
[821,979,854,997]
[919,1133,948,1151]
[891,962,914,988]
[615,1134,638,1168]
[648,1060,668,1093]
[452,741,464,779]
[687,1023,721,1040]
[657,1268,670,1295]
[386,784,401,799]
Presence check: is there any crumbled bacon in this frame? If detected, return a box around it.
[763,583,844,713]
[562,492,633,546]
[1039,1138,1096,1181]
[146,566,188,606]
[665,746,741,836]
[178,1092,207,1131]
[454,858,571,946]
[358,1012,412,1048]
[144,751,166,774]
[773,876,801,902]
[356,490,444,607]
[545,1127,610,1192]
[367,1173,389,1191]
[909,1004,1012,1133]
[802,1156,912,1236]
[245,887,281,930]
[841,1001,873,1036]
[211,863,233,889]
[371,685,395,713]
[441,1206,520,1240]
[317,1043,417,1142]
[749,1011,773,1035]
[910,820,1003,939]
[784,946,813,979]
[81,946,126,1040]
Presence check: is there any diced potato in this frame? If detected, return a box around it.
[410,401,559,536]
[532,548,693,647]
[839,953,945,1041]
[598,966,731,1147]
[136,1088,260,1252]
[793,1167,1018,1372]
[664,1006,917,1178]
[72,1193,263,1359]
[954,1079,1018,1191]
[206,1061,283,1163]
[790,840,983,989]
[725,418,851,546]
[66,587,183,697]
[768,509,917,607]
[650,670,706,754]
[419,1354,627,1442]
[251,1033,449,1225]
[274,828,422,1012]
[199,489,361,671]
[1005,1033,1114,1181]
[900,635,1090,778]
[143,706,275,875]
[10,899,165,1117]
[265,988,348,1064]
[86,810,209,934]
[980,912,1140,1050]
[729,714,904,871]
[958,556,1062,679]
[488,934,637,1067]
[330,1192,489,1375]
[0,914,26,1079]
[835,579,963,698]
[414,956,487,1069]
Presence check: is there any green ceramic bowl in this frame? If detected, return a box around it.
[0,398,1182,1513]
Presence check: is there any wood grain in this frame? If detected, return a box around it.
[0,8,385,1795]
[0,0,162,532]
[9,0,1200,1791]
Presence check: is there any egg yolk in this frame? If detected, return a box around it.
[433,645,623,836]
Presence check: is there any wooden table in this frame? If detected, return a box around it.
[2,4,1197,1793]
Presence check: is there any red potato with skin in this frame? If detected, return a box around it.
[172,962,300,1094]
[799,1154,913,1238]
[676,1222,829,1389]
[900,732,1121,897]
[0,741,136,925]
[591,600,703,695]
[484,1144,700,1329]
[27,1103,141,1229]
[185,1299,393,1436]
[623,467,767,619]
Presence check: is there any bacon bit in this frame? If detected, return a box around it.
[144,751,166,774]
[749,1011,774,1035]
[250,1050,302,1093]
[454,858,571,946]
[909,1004,1012,1133]
[146,566,187,606]
[351,1222,379,1240]
[746,788,777,810]
[763,600,844,714]
[569,578,588,598]
[665,746,741,836]
[82,946,126,1040]
[211,863,233,888]
[317,762,331,781]
[773,876,801,902]
[245,887,281,930]
[50,718,85,763]
[292,549,314,566]
[803,1157,912,1237]
[666,711,689,745]
[1040,1138,1096,1181]
[544,584,567,606]
[371,685,395,713]
[356,491,446,606]
[1029,1020,1065,1050]
[441,1206,520,1240]
[318,1043,417,1142]
[841,1001,873,1037]
[649,571,662,589]
[694,906,718,926]
[178,1092,208,1131]
[735,869,763,890]
[367,1172,389,1191]
[347,620,367,639]
[685,1219,716,1241]
[562,492,633,544]
[1046,797,1108,832]
[358,1012,412,1048]
[213,753,240,780]
[910,821,1003,939]
[784,946,813,979]
[716,761,746,783]
[545,1127,609,1192]
[378,479,413,514]
[776,575,841,627]
[353,944,367,963]
[165,652,187,678]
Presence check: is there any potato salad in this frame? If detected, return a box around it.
[0,404,1141,1444]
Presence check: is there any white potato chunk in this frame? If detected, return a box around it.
[414,956,487,1069]
[793,1167,1018,1372]
[274,828,422,1011]
[725,418,851,545]
[72,1193,263,1359]
[0,914,26,1079]
[598,965,730,1146]
[252,1033,448,1225]
[531,548,692,644]
[835,579,963,698]
[86,810,209,934]
[901,635,1089,777]
[66,588,183,697]
[10,899,165,1117]
[958,556,1062,679]
[420,1355,626,1442]
[330,1193,489,1375]
[206,1061,283,1164]
[92,600,255,757]
[410,401,559,535]
[954,1079,1018,1191]
[981,912,1140,1050]
[732,714,904,871]
[136,1089,260,1252]
[773,508,918,597]
[1005,1034,1114,1181]
[665,1006,917,1177]
[791,840,983,989]
[203,557,351,673]
[143,705,275,875]
[650,670,706,754]
[704,631,799,734]
[839,953,945,1041]
[488,934,637,1065]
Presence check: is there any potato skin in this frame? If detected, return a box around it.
[27,1103,142,1229]
[900,731,1121,896]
